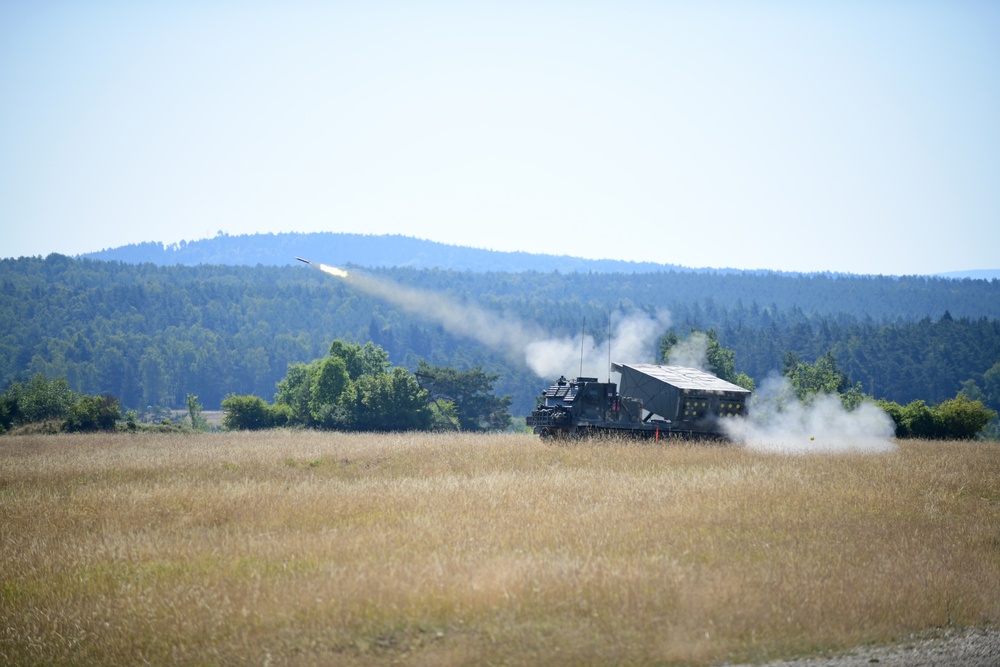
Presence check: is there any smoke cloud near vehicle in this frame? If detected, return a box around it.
[310,261,668,379]
[525,309,672,380]
[652,326,896,453]
[724,374,897,454]
[664,330,710,370]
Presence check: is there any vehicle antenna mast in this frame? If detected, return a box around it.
[607,312,612,383]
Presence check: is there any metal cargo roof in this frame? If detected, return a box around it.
[612,364,751,395]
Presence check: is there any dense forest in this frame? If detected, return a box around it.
[2,254,999,419]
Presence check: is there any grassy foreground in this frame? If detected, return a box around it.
[1,431,997,666]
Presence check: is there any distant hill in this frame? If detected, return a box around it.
[935,269,1000,281]
[81,232,756,274]
[81,232,999,278]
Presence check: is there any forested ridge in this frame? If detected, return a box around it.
[3,254,999,417]
[81,231,1000,281]
[82,232,691,274]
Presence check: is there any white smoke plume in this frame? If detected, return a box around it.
[525,309,672,379]
[665,330,710,371]
[315,263,668,379]
[328,264,532,359]
[724,374,896,454]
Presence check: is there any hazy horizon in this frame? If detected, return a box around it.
[73,230,999,278]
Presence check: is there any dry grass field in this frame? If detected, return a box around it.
[1,431,998,666]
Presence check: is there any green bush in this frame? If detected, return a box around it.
[266,402,292,428]
[1,374,77,429]
[274,340,432,432]
[63,394,122,432]
[903,400,937,438]
[221,394,272,431]
[934,395,997,439]
[877,395,996,439]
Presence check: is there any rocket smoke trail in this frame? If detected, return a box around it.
[298,258,669,379]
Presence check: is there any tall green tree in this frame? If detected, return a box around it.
[343,367,429,431]
[783,350,867,408]
[309,356,351,428]
[186,393,208,431]
[274,362,316,426]
[328,340,390,380]
[273,340,429,431]
[978,360,1000,413]
[415,361,512,431]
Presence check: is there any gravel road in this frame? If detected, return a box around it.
[724,629,1000,667]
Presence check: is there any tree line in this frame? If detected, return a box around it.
[5,333,993,440]
[221,340,511,433]
[0,340,512,436]
[2,255,999,426]
[1,373,122,433]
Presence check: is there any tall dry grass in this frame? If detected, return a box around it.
[1,431,997,666]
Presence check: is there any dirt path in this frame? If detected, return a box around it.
[725,629,1000,667]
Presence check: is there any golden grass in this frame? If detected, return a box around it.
[1,431,997,666]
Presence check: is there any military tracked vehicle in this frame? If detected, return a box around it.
[526,363,751,440]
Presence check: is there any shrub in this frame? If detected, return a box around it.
[1,374,77,428]
[222,394,273,431]
[266,402,292,428]
[62,394,122,432]
[902,400,938,438]
[877,395,996,439]
[934,395,997,440]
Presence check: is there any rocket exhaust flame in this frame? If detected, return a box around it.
[295,256,349,278]
[318,264,349,278]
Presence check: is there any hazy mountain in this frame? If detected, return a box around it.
[935,269,1000,281]
[81,232,763,274]
[82,232,998,278]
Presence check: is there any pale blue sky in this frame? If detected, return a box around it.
[2,1,997,275]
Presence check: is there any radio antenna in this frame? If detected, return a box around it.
[579,317,585,378]
[607,312,612,382]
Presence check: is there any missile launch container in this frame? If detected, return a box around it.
[525,363,750,440]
